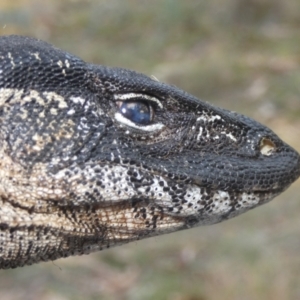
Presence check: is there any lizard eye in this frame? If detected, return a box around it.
[117,100,153,125]
[114,93,165,132]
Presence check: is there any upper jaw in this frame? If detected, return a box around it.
[163,143,300,195]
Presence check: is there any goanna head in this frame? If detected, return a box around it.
[0,36,299,268]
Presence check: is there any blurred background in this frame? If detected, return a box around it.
[0,0,300,299]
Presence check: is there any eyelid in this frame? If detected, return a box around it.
[114,93,163,109]
[114,112,164,132]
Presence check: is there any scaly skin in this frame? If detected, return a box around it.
[0,35,299,269]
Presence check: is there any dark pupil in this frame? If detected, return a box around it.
[120,101,151,125]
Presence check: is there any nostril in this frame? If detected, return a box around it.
[260,138,276,156]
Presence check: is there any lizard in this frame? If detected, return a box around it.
[0,35,299,269]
